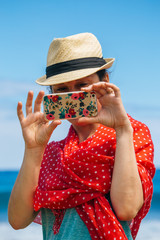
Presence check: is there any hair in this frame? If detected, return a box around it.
[96,69,106,81]
[48,69,107,93]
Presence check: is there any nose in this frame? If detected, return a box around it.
[66,81,78,92]
[69,86,77,92]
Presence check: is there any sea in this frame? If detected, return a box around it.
[0,169,160,240]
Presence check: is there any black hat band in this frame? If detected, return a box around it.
[46,57,106,78]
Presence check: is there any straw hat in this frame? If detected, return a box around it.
[36,33,115,86]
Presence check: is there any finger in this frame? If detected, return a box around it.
[82,82,108,98]
[103,83,121,97]
[17,101,25,123]
[46,120,62,136]
[81,85,93,92]
[83,82,121,98]
[81,85,100,99]
[75,116,98,125]
[26,91,34,115]
[106,87,114,95]
[34,91,45,113]
[92,82,107,96]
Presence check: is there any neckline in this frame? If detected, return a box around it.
[71,124,102,146]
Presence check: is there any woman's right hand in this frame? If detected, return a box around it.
[8,90,61,230]
[17,91,61,151]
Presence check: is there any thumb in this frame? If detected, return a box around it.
[46,120,62,137]
[76,116,98,125]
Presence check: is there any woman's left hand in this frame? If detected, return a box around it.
[81,82,131,130]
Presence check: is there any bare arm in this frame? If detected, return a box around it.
[8,91,61,229]
[110,124,143,221]
[81,80,144,220]
[8,148,43,229]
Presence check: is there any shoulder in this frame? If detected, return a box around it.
[128,114,151,136]
[128,114,153,148]
[128,114,154,162]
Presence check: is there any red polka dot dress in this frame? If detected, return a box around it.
[34,115,155,240]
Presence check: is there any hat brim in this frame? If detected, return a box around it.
[36,58,115,86]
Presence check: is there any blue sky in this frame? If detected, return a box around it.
[0,0,160,169]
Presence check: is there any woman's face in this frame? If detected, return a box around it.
[51,73,108,127]
[52,73,100,93]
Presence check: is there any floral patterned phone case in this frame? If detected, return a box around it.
[43,91,98,120]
